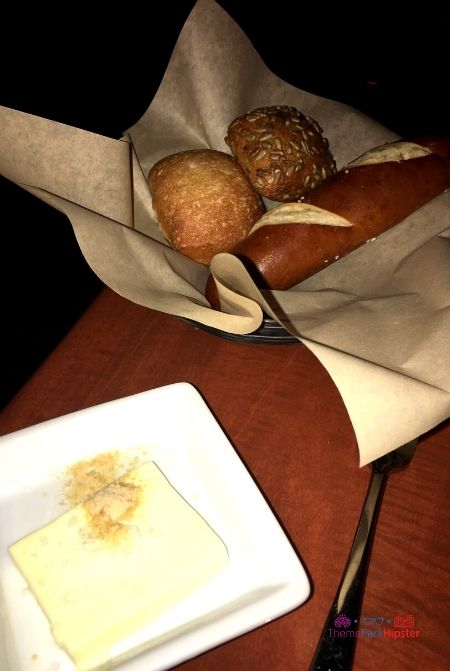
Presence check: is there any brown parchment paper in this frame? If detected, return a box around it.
[0,0,449,465]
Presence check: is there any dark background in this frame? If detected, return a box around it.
[1,1,448,409]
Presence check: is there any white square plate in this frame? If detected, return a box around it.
[0,382,310,670]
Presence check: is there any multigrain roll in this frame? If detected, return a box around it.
[225,105,336,201]
[148,149,265,264]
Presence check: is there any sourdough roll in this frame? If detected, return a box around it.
[148,149,265,264]
[225,106,336,202]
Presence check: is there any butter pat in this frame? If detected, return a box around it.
[9,461,229,670]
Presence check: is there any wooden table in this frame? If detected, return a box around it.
[1,288,449,671]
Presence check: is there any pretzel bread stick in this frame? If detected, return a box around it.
[205,136,450,308]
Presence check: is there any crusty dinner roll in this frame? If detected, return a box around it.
[225,105,336,201]
[148,149,265,264]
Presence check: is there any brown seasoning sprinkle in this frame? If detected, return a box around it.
[62,450,144,544]
[64,451,121,505]
[83,479,142,544]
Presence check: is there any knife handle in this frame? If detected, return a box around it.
[309,470,387,670]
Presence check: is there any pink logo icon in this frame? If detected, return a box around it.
[334,613,352,628]
[393,614,415,628]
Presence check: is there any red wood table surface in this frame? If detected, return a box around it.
[1,289,449,671]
